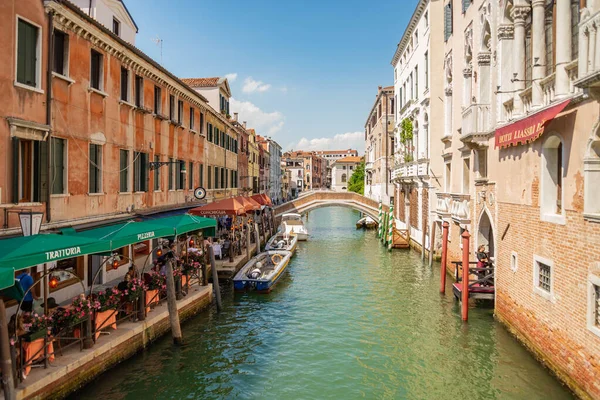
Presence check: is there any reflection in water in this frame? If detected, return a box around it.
[72,208,573,399]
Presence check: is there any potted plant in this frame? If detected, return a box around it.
[146,271,166,291]
[123,278,146,301]
[22,314,50,342]
[95,288,121,312]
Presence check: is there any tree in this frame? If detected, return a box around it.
[347,161,365,195]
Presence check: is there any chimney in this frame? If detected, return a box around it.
[234,112,239,122]
[243,121,247,129]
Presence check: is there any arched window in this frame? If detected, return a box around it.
[584,139,600,219]
[341,174,347,183]
[541,134,564,222]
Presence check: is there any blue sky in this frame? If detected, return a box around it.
[125,0,419,154]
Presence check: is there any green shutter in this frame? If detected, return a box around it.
[52,138,65,195]
[17,20,38,87]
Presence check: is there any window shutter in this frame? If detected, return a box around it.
[17,20,37,86]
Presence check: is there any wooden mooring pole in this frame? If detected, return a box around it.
[0,300,15,400]
[165,258,183,344]
[428,220,437,268]
[208,246,223,312]
[246,224,251,260]
[461,230,471,322]
[440,221,449,294]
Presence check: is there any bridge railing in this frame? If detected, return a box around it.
[274,191,386,217]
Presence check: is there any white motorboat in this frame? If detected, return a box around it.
[233,250,293,293]
[265,232,299,253]
[279,213,308,241]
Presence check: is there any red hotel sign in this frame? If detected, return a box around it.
[494,99,570,148]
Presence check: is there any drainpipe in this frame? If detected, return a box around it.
[385,92,389,200]
[46,11,54,223]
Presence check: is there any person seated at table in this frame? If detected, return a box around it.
[124,266,136,282]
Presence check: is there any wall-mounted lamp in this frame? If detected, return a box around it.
[148,160,187,173]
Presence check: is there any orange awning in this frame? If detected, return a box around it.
[494,99,570,149]
[235,197,260,212]
[189,198,246,217]
[251,194,272,206]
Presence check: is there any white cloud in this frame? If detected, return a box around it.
[242,77,271,93]
[230,98,284,135]
[224,73,238,82]
[288,132,365,154]
[279,86,288,93]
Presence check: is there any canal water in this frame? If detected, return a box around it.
[72,207,573,399]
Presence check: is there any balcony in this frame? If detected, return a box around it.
[365,161,374,171]
[392,159,429,182]
[576,9,600,90]
[451,194,471,226]
[519,86,533,114]
[461,103,491,145]
[540,73,556,106]
[436,192,452,219]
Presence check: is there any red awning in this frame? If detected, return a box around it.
[494,99,570,149]
[251,194,272,206]
[235,197,260,212]
[189,198,246,217]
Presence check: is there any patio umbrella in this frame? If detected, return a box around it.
[235,197,260,213]
[251,194,272,207]
[189,197,247,217]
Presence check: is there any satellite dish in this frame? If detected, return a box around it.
[194,187,206,200]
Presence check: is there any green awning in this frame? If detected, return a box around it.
[70,220,176,251]
[0,234,108,290]
[149,214,217,237]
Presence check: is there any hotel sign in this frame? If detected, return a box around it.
[495,99,570,149]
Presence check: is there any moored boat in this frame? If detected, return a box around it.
[279,213,308,241]
[233,250,293,293]
[265,233,298,253]
[356,216,377,230]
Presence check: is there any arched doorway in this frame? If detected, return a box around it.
[478,210,494,258]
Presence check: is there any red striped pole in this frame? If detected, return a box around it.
[461,230,471,322]
[440,221,449,294]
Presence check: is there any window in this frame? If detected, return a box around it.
[414,29,418,45]
[588,275,600,336]
[444,1,453,41]
[134,76,143,107]
[112,17,120,36]
[169,95,175,121]
[545,3,555,76]
[190,107,195,130]
[410,73,414,99]
[533,256,553,298]
[154,86,161,114]
[200,113,204,134]
[154,155,161,191]
[425,10,429,26]
[541,135,564,222]
[214,167,219,189]
[89,144,102,193]
[188,161,194,190]
[221,168,226,189]
[119,149,129,192]
[168,157,174,190]
[16,18,40,88]
[90,49,103,90]
[525,25,532,88]
[177,160,185,190]
[13,138,47,203]
[50,137,67,195]
[414,66,419,99]
[120,67,129,102]
[476,149,487,179]
[341,174,347,183]
[199,164,204,188]
[424,51,429,90]
[178,100,184,124]
[462,157,470,193]
[511,251,518,272]
[52,29,68,76]
[208,123,213,142]
[208,165,212,189]
[462,0,471,12]
[572,1,581,61]
[445,161,451,192]
[134,152,148,192]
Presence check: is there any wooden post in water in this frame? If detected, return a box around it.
[421,221,427,261]
[201,245,208,286]
[255,222,261,253]
[428,221,437,268]
[208,246,222,312]
[164,258,183,344]
[0,300,15,400]
[246,224,251,260]
[440,221,449,294]
[461,230,471,322]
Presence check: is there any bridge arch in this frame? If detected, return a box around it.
[274,191,386,222]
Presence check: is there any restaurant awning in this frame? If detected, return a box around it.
[149,214,217,237]
[0,234,108,290]
[189,198,247,217]
[494,99,570,149]
[238,197,261,212]
[69,220,176,251]
[250,194,272,207]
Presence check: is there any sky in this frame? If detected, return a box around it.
[124,0,419,154]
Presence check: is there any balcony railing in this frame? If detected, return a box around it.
[577,9,600,88]
[392,159,429,181]
[461,103,491,137]
[540,73,556,106]
[436,192,452,218]
[365,161,374,171]
[451,193,471,225]
[519,86,533,114]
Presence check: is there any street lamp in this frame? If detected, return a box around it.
[148,160,187,173]
[19,211,44,237]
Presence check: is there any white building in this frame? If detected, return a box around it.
[331,156,361,192]
[390,0,444,251]
[71,0,138,45]
[181,77,232,116]
[283,156,304,197]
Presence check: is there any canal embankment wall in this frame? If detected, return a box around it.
[15,285,213,400]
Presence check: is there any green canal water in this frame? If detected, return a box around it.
[72,207,574,399]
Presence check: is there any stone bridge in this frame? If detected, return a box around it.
[274,191,388,221]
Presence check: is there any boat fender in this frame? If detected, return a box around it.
[276,240,285,249]
[271,254,283,264]
[249,268,261,279]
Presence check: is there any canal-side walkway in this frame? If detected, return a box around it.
[8,284,213,400]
